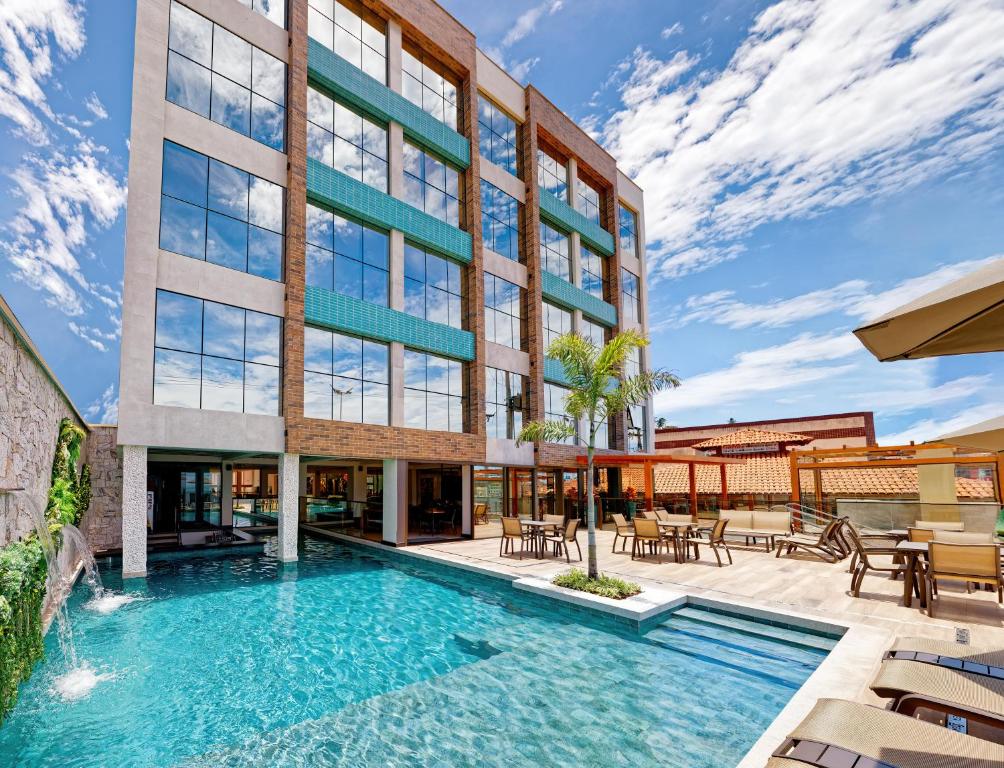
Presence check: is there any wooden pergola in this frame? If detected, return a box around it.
[576,452,746,516]
[789,442,1004,507]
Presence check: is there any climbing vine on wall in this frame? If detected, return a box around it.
[46,418,90,527]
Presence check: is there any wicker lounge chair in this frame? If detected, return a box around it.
[775,518,845,562]
[871,636,1004,742]
[768,698,1004,767]
[500,516,533,559]
[544,519,582,563]
[632,518,666,560]
[925,542,1003,618]
[847,522,911,598]
[685,517,732,567]
[610,513,633,553]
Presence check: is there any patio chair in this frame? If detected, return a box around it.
[774,518,845,563]
[925,542,1003,618]
[653,508,670,522]
[473,503,489,525]
[916,520,966,532]
[933,530,995,544]
[846,521,911,598]
[685,517,732,567]
[611,513,634,553]
[766,698,1004,768]
[908,526,936,544]
[499,516,533,560]
[543,514,564,531]
[632,518,667,561]
[544,519,582,563]
[871,636,1004,742]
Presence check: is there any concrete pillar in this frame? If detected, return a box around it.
[221,463,234,528]
[461,465,472,536]
[382,458,408,545]
[388,123,404,200]
[566,157,578,207]
[390,342,405,427]
[569,231,582,289]
[389,230,405,311]
[386,20,402,94]
[121,444,148,579]
[278,453,299,562]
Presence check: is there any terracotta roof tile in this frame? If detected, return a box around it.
[692,428,813,449]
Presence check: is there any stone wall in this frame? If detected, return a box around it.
[80,426,123,553]
[0,307,88,547]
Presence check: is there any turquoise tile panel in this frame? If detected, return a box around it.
[307,158,472,264]
[539,189,615,256]
[304,285,475,361]
[543,357,571,386]
[541,271,618,327]
[307,39,470,169]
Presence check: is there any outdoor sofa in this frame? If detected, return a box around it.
[718,508,792,551]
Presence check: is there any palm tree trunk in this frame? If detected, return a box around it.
[586,445,597,579]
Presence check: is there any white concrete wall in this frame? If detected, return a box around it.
[121,444,148,578]
[277,453,298,562]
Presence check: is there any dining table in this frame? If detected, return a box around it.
[657,521,697,564]
[895,540,929,608]
[521,519,560,559]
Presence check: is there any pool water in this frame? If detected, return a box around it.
[0,537,836,767]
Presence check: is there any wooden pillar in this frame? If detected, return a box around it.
[789,451,801,507]
[644,461,654,510]
[688,463,698,520]
[995,455,1004,506]
[813,469,824,513]
[719,463,728,510]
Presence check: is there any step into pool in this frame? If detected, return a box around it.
[0,537,838,767]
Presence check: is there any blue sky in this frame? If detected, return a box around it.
[2,0,1003,442]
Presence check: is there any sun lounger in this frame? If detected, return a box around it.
[767,698,1004,767]
[775,518,846,562]
[871,636,1004,742]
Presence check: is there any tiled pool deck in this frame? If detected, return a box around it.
[308,526,1004,767]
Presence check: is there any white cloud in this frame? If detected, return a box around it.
[600,0,1004,279]
[83,92,107,120]
[0,0,86,143]
[878,402,1004,446]
[661,22,684,39]
[68,320,118,352]
[508,57,541,83]
[502,0,563,48]
[84,383,118,424]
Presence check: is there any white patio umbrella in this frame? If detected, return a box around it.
[854,258,1004,361]
[937,415,1004,453]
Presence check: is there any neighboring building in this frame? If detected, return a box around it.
[656,412,876,453]
[117,0,652,575]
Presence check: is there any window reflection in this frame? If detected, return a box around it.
[480,180,520,262]
[542,302,571,350]
[402,45,459,130]
[580,245,605,300]
[154,290,282,415]
[306,203,388,305]
[478,96,518,176]
[483,272,523,350]
[307,0,386,83]
[404,243,463,329]
[403,141,463,227]
[621,267,641,325]
[236,0,285,28]
[166,1,286,150]
[537,148,567,201]
[403,350,464,432]
[307,86,387,192]
[618,203,639,259]
[544,383,576,445]
[303,327,388,425]
[159,140,284,280]
[485,367,526,440]
[575,176,601,224]
[580,318,605,349]
[540,221,570,281]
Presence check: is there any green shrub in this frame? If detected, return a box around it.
[46,418,90,527]
[0,537,47,722]
[552,569,641,600]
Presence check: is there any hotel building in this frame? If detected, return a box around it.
[117,0,652,576]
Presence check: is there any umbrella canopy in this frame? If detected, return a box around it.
[937,415,1004,453]
[853,258,1004,361]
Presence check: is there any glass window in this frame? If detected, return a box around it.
[619,203,639,259]
[403,350,465,433]
[307,0,386,83]
[306,202,388,306]
[160,140,284,280]
[580,245,605,300]
[480,180,520,262]
[154,290,282,415]
[404,243,463,329]
[537,148,567,201]
[542,301,571,350]
[575,176,602,224]
[543,383,576,445]
[483,273,523,350]
[402,46,459,130]
[307,86,387,192]
[540,221,570,281]
[627,404,646,452]
[236,0,285,27]
[580,318,605,349]
[303,327,388,425]
[593,417,610,450]
[621,267,641,325]
[167,1,286,150]
[403,141,464,227]
[485,367,526,440]
[477,95,518,176]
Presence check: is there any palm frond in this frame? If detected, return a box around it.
[594,328,647,379]
[516,419,579,447]
[606,370,681,415]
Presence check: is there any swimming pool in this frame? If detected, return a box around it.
[0,536,837,767]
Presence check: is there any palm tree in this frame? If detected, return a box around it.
[517,329,680,579]
[655,416,668,428]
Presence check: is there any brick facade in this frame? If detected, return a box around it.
[656,413,876,453]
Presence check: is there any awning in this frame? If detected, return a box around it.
[937,415,1004,453]
[853,258,1004,361]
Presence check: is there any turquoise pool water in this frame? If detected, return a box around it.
[0,537,837,767]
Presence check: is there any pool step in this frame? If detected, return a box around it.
[667,607,838,653]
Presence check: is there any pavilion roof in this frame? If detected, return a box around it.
[692,427,813,449]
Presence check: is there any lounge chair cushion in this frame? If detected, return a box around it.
[720,509,791,539]
[720,509,753,529]
[767,698,1004,768]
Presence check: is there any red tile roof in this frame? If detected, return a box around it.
[692,427,812,449]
